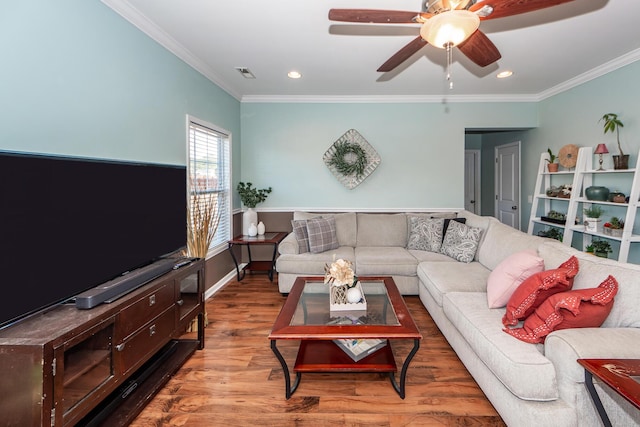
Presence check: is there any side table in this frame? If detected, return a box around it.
[578,358,640,427]
[228,232,287,282]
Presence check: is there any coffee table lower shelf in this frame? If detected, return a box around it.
[294,340,396,372]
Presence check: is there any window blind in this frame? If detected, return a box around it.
[188,118,231,253]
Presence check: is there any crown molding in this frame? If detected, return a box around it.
[537,48,640,101]
[240,94,539,104]
[101,0,241,101]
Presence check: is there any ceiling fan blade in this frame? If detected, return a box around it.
[377,36,428,72]
[470,0,576,20]
[457,30,501,67]
[328,9,430,24]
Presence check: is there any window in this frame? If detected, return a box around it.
[187,116,231,255]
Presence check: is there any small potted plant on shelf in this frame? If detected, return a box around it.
[583,205,604,233]
[600,113,628,169]
[546,148,559,172]
[537,227,563,242]
[585,243,595,254]
[603,217,624,237]
[591,239,612,258]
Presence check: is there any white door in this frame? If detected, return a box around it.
[464,150,481,214]
[495,142,521,229]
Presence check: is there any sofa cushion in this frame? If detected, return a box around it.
[306,217,339,253]
[538,240,640,328]
[409,249,458,263]
[291,219,311,253]
[455,211,493,261]
[477,219,545,271]
[440,220,483,263]
[417,261,491,307]
[502,256,579,327]
[407,217,444,252]
[354,246,417,276]
[504,275,618,344]
[487,250,545,309]
[276,247,355,275]
[356,213,407,247]
[443,292,559,401]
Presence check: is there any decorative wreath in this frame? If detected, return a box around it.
[327,141,368,178]
[558,144,579,168]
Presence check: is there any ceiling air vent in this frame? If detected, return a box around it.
[235,67,256,79]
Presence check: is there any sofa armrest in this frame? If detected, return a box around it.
[545,327,640,385]
[278,232,299,255]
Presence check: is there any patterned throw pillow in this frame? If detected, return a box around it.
[440,220,483,263]
[306,217,339,253]
[407,217,444,252]
[504,275,618,344]
[291,219,311,253]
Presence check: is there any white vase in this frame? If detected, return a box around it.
[248,222,258,237]
[257,221,265,235]
[243,208,258,235]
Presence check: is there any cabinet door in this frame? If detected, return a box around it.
[55,317,116,426]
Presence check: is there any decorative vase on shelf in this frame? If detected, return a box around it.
[257,221,265,235]
[584,217,602,233]
[242,208,258,235]
[248,222,258,237]
[585,186,610,201]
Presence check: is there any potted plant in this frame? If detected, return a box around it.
[600,113,628,169]
[237,182,272,235]
[583,205,604,233]
[546,148,559,172]
[585,243,595,254]
[603,216,624,237]
[537,227,563,242]
[591,239,612,258]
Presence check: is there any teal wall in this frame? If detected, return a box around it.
[0,1,240,169]
[241,102,537,210]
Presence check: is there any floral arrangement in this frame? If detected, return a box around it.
[324,258,357,288]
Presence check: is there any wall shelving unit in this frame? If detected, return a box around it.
[529,146,640,263]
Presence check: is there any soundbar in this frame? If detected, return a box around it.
[75,258,178,309]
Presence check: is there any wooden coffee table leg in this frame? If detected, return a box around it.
[270,340,301,399]
[389,339,420,399]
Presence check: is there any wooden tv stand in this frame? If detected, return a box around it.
[0,258,205,427]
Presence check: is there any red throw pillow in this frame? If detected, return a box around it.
[502,256,579,327]
[504,275,618,344]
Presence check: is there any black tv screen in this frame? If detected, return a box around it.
[0,151,187,329]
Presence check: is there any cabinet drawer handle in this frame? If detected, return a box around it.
[149,324,156,337]
[177,299,184,306]
[149,294,156,306]
[115,343,125,352]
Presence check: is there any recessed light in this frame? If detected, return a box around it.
[287,71,302,79]
[497,70,513,79]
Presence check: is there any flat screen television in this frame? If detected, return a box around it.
[0,150,187,329]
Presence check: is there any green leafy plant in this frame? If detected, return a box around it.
[591,239,612,255]
[600,113,624,156]
[585,243,595,253]
[608,216,624,229]
[583,205,604,218]
[546,148,557,164]
[538,227,563,242]
[237,182,272,208]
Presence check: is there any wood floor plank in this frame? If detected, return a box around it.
[129,274,505,426]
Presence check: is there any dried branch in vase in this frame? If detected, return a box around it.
[186,181,221,258]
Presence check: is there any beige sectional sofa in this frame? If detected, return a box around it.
[276,210,640,426]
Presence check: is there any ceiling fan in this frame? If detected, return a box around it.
[329,0,576,78]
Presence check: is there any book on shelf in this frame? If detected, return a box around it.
[333,338,387,362]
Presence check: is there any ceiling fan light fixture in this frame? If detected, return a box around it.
[419,10,480,48]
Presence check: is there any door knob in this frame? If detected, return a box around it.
[512,206,517,210]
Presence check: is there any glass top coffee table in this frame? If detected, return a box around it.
[269,276,422,399]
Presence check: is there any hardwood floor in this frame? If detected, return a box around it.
[130,274,506,426]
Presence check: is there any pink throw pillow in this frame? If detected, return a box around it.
[502,256,579,327]
[504,275,618,344]
[487,250,545,309]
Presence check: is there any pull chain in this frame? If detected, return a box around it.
[446,42,453,89]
